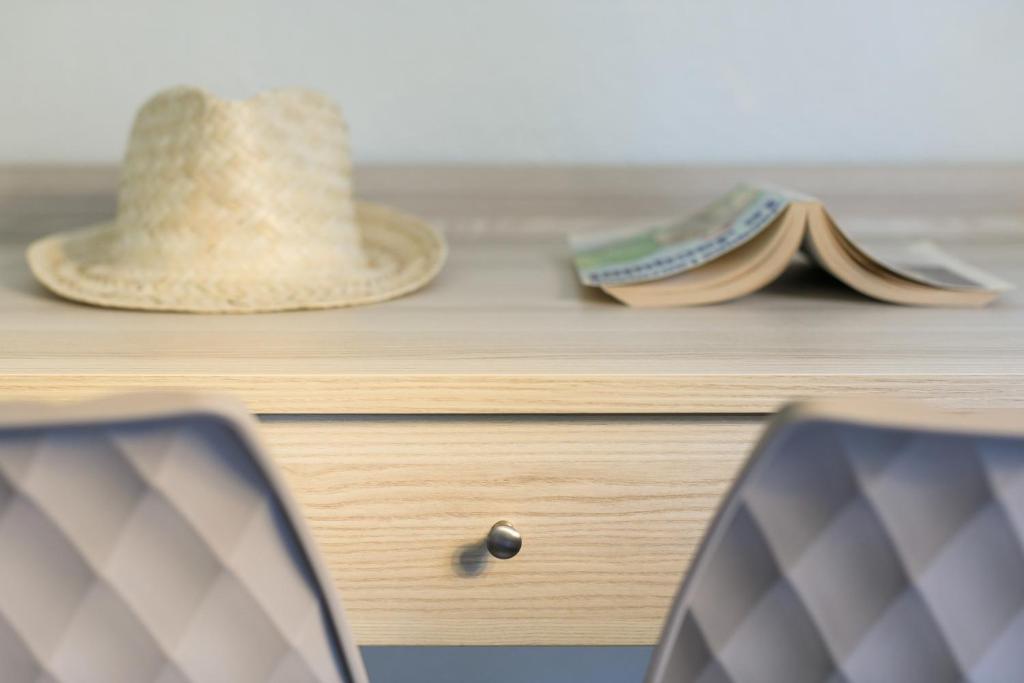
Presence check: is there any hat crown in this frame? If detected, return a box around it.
[114,87,363,268]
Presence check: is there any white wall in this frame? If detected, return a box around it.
[3,0,1022,164]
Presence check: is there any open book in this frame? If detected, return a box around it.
[569,185,1012,307]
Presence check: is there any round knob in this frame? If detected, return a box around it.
[486,520,522,559]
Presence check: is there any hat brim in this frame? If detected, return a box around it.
[27,202,446,313]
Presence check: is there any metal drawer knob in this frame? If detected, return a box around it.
[486,520,522,559]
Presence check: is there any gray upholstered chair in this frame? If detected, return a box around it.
[0,394,367,683]
[647,401,1024,683]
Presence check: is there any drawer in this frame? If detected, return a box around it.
[260,415,763,646]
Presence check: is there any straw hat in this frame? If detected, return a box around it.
[27,86,446,313]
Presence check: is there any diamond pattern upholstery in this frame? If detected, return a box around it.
[647,407,1024,683]
[0,398,366,683]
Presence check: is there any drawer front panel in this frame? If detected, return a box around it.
[261,415,763,646]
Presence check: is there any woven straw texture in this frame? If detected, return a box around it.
[27,87,445,313]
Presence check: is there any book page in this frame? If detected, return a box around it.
[803,206,1012,293]
[803,205,1003,306]
[568,185,791,286]
[845,239,1013,291]
[601,204,808,307]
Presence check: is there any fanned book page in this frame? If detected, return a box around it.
[568,185,1012,307]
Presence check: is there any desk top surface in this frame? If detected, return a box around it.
[2,165,1022,414]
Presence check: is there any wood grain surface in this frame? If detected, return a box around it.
[262,415,762,645]
[1,165,1023,413]
[2,165,1023,645]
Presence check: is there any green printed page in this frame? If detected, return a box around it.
[569,185,792,286]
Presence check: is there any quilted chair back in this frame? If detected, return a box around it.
[647,402,1024,683]
[0,395,367,683]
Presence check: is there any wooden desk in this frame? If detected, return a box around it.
[1,165,1022,645]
